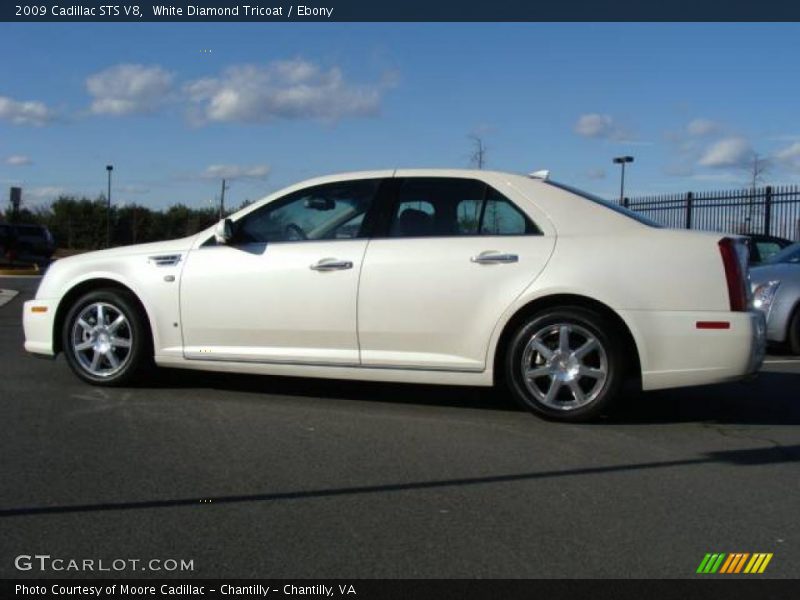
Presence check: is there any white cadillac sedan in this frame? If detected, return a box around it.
[23,169,766,421]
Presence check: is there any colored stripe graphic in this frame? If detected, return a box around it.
[719,554,735,573]
[744,554,762,573]
[698,552,773,574]
[697,554,713,573]
[697,553,727,573]
[757,553,773,573]
[735,553,750,573]
[710,554,726,573]
[725,553,749,573]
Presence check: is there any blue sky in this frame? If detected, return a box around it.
[2,22,800,210]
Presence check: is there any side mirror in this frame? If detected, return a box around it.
[214,218,233,244]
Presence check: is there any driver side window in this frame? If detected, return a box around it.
[234,179,380,244]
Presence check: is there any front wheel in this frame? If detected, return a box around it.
[62,289,150,386]
[505,307,626,422]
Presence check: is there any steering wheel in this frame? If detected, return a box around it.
[285,223,307,241]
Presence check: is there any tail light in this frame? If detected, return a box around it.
[718,237,749,312]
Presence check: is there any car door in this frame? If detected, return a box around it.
[180,177,386,365]
[357,175,556,371]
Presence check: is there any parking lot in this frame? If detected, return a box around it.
[1,275,798,578]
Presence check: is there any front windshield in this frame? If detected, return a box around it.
[766,241,800,265]
[545,181,662,228]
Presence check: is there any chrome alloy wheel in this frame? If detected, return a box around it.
[520,323,608,411]
[70,302,133,378]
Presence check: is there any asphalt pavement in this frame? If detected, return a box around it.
[1,276,799,578]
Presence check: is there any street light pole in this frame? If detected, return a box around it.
[219,178,227,220]
[612,156,634,205]
[106,164,113,248]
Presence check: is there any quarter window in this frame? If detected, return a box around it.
[387,178,539,238]
[480,188,532,235]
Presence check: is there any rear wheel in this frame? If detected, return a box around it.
[505,307,626,422]
[62,289,150,386]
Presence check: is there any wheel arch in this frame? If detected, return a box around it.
[492,293,642,386]
[53,278,154,356]
[786,297,800,350]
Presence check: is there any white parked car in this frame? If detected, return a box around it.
[23,169,766,421]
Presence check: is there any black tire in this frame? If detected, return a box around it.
[505,306,626,422]
[788,306,800,356]
[62,288,151,386]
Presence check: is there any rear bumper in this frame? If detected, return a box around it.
[620,309,766,391]
[22,298,56,356]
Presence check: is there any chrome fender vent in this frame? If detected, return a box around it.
[148,254,182,267]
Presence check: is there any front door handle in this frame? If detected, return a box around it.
[471,251,519,264]
[310,258,354,271]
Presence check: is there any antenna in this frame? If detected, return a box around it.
[528,169,550,180]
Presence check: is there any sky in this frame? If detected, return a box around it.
[2,22,800,211]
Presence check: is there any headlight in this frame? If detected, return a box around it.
[752,281,781,313]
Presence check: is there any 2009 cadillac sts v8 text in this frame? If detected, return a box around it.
[23,169,766,421]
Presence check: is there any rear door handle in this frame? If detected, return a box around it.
[310,258,354,271]
[471,251,519,264]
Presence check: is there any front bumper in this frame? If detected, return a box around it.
[22,298,57,356]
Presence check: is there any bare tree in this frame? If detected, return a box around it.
[742,152,770,233]
[744,152,769,190]
[468,134,487,169]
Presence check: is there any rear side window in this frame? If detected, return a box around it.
[387,178,540,238]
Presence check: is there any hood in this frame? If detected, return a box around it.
[51,236,197,267]
[35,235,198,300]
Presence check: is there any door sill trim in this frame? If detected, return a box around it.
[184,354,483,373]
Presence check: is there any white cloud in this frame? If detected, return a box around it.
[185,58,388,124]
[573,113,633,142]
[585,168,606,179]
[687,118,720,137]
[201,164,271,180]
[775,142,800,171]
[574,114,614,138]
[0,96,55,126]
[5,155,32,166]
[86,64,174,116]
[698,137,752,168]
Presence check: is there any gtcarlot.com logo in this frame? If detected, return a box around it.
[14,554,194,573]
[697,552,773,574]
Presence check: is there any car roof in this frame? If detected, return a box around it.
[221,168,658,238]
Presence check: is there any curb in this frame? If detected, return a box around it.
[0,264,40,276]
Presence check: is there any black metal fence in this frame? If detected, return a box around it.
[624,185,800,241]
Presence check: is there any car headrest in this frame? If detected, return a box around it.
[396,208,433,237]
